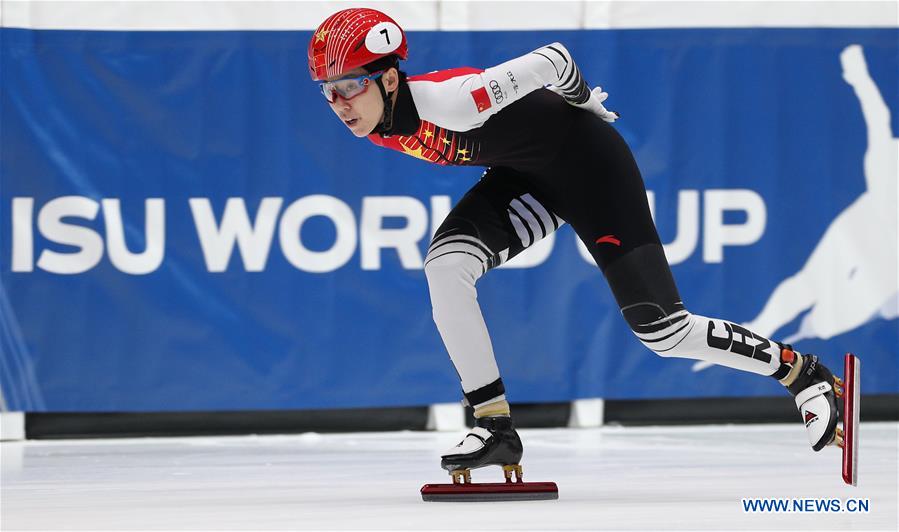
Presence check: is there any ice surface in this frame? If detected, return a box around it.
[2,423,896,530]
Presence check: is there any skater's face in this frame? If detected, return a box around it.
[323,67,400,137]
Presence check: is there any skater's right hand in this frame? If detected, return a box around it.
[550,85,619,123]
[577,86,620,123]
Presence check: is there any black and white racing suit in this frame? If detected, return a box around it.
[367,43,792,409]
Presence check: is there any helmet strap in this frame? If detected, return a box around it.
[373,76,395,134]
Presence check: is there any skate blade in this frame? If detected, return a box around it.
[421,482,559,502]
[841,353,860,486]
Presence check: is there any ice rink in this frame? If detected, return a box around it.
[2,422,896,531]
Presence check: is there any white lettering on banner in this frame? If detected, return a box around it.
[190,197,283,272]
[429,196,452,238]
[36,196,104,274]
[703,190,767,263]
[576,235,592,263]
[279,195,356,273]
[13,197,167,274]
[578,189,764,265]
[360,196,428,270]
[646,190,701,264]
[102,199,166,274]
[11,198,34,272]
[8,190,767,274]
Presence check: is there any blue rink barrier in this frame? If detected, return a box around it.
[1,28,897,412]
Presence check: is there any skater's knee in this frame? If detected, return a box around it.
[424,249,484,285]
[621,301,688,332]
[424,251,487,328]
[621,301,695,357]
[424,235,494,286]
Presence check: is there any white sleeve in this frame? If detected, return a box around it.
[408,43,590,132]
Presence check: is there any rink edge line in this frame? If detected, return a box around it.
[15,394,898,440]
[0,411,26,441]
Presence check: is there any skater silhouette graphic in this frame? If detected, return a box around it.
[694,44,898,372]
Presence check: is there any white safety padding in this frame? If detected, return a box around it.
[568,398,604,428]
[426,402,466,432]
[0,412,25,441]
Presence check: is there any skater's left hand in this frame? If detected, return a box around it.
[574,86,619,123]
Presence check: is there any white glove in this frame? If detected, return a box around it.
[548,84,619,123]
[574,86,619,123]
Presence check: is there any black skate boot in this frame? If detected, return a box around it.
[782,347,845,451]
[440,415,524,484]
[422,415,558,501]
[781,347,861,486]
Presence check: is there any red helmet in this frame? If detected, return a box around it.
[308,8,408,81]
